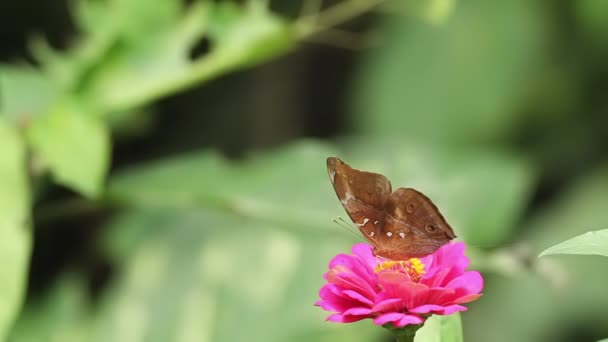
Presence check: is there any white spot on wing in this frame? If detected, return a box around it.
[386,232,393,237]
[399,232,405,238]
[362,218,369,225]
[373,221,379,225]
[329,170,336,183]
[369,232,374,237]
[341,191,355,206]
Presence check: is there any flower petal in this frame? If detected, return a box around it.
[327,313,367,323]
[343,307,373,316]
[440,304,467,315]
[446,271,484,297]
[327,268,376,298]
[372,298,405,312]
[410,304,447,314]
[342,289,374,306]
[373,313,424,327]
[351,243,378,268]
[396,315,424,327]
[454,293,482,304]
[373,312,407,325]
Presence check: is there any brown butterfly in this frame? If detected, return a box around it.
[327,157,455,260]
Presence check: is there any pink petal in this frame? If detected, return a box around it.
[377,272,429,309]
[327,313,367,323]
[318,285,359,312]
[372,298,405,312]
[454,293,482,304]
[328,256,377,290]
[422,242,470,285]
[410,304,447,314]
[342,290,374,306]
[373,313,423,327]
[396,315,424,327]
[411,304,467,315]
[373,312,407,325]
[327,269,376,298]
[440,304,467,315]
[343,307,373,316]
[351,243,379,268]
[446,271,484,297]
[425,287,456,305]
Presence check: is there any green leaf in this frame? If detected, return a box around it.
[0,65,56,121]
[109,140,533,246]
[103,139,531,341]
[7,276,91,342]
[27,101,110,197]
[0,118,32,341]
[43,0,295,114]
[539,229,608,257]
[466,165,608,342]
[96,208,382,342]
[415,314,463,342]
[108,141,341,231]
[386,0,457,25]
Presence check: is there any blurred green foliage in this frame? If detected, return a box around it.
[1,0,608,341]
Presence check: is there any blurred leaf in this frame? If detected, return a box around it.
[32,0,294,115]
[109,140,534,246]
[27,101,110,197]
[386,0,456,25]
[415,313,462,342]
[0,65,56,121]
[467,165,608,342]
[539,229,608,257]
[576,0,608,49]
[96,208,381,342]
[353,0,546,144]
[0,118,32,341]
[109,141,340,231]
[7,276,91,342]
[104,139,535,341]
[206,2,294,67]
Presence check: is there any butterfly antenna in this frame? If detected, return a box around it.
[332,216,366,242]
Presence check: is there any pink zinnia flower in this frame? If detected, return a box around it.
[316,242,483,328]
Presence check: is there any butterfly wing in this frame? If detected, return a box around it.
[376,188,455,259]
[326,157,391,243]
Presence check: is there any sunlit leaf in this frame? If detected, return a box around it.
[415,313,463,342]
[0,65,56,121]
[539,229,608,257]
[0,118,32,341]
[27,100,110,197]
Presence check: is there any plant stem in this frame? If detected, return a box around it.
[294,0,388,38]
[384,323,423,342]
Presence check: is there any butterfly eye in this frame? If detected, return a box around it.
[406,203,415,214]
[425,224,437,233]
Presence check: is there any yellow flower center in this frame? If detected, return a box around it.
[375,258,426,282]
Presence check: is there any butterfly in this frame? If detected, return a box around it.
[327,157,455,260]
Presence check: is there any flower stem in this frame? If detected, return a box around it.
[384,323,423,342]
